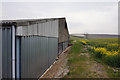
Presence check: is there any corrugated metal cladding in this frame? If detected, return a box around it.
[2,27,12,78]
[58,41,68,55]
[16,20,58,37]
[58,43,63,55]
[20,36,58,78]
[63,41,68,50]
[1,17,69,79]
[0,28,2,80]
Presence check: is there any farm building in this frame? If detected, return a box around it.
[0,17,69,79]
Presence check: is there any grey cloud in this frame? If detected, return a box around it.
[2,2,118,34]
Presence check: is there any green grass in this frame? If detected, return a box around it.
[70,36,82,41]
[65,39,89,78]
[67,55,89,78]
[65,36,120,78]
[88,38,119,49]
[90,54,120,78]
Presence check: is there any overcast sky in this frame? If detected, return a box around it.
[1,0,119,34]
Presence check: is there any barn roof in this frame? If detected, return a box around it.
[0,17,66,26]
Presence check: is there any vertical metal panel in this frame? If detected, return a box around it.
[20,36,58,78]
[16,20,59,37]
[16,26,22,36]
[27,23,38,36]
[65,41,67,49]
[48,37,58,67]
[21,37,25,78]
[62,41,68,50]
[52,20,58,37]
[0,28,2,79]
[63,42,65,51]
[38,23,43,36]
[58,42,63,55]
[16,26,28,36]
[41,37,48,74]
[22,26,28,36]
[37,20,58,37]
[16,37,21,78]
[42,23,45,36]
[2,27,12,78]
[28,25,33,35]
[32,24,37,35]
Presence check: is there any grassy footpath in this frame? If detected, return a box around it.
[64,36,119,78]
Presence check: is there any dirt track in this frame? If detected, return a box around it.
[79,53,108,78]
[78,46,108,78]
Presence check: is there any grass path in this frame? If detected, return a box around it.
[65,41,119,78]
[78,53,108,78]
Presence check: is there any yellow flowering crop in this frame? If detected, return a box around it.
[85,39,89,42]
[107,43,118,51]
[91,47,95,49]
[113,51,118,55]
[94,47,107,55]
[81,41,87,45]
[106,51,118,56]
[88,38,120,67]
[107,43,118,47]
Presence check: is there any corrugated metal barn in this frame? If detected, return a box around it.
[0,17,69,79]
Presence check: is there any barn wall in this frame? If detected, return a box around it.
[38,20,58,37]
[20,36,58,78]
[16,20,59,38]
[58,41,68,55]
[58,42,63,55]
[58,19,69,54]
[1,18,69,79]
[58,19,69,43]
[16,19,59,78]
[59,19,64,43]
[64,27,69,41]
[0,28,2,80]
[2,27,12,78]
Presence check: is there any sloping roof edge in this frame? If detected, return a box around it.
[0,17,66,26]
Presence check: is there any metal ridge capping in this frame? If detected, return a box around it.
[0,17,66,25]
[1,18,67,37]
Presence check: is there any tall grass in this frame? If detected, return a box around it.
[88,38,120,67]
[70,41,83,55]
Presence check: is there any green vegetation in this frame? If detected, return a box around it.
[65,36,120,78]
[65,41,90,78]
[88,38,120,67]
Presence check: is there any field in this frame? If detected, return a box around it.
[65,36,120,78]
[88,38,120,67]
